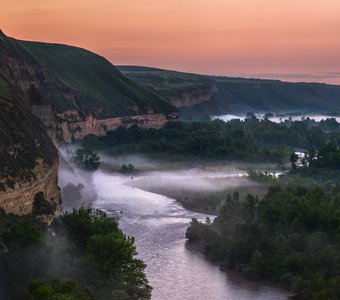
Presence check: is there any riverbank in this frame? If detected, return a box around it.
[128,176,269,214]
[187,240,292,298]
[90,169,290,299]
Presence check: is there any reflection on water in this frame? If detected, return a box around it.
[92,170,289,300]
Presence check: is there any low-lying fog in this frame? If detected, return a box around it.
[59,147,256,210]
[58,148,289,299]
[212,113,340,123]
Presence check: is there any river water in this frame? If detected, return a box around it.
[91,169,289,300]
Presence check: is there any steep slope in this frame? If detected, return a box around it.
[118,66,340,120]
[0,31,179,142]
[0,72,60,218]
[21,41,177,117]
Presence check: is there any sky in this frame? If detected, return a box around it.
[1,0,340,84]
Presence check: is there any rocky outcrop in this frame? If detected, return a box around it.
[0,160,60,218]
[58,111,179,142]
[167,85,218,108]
[31,104,57,142]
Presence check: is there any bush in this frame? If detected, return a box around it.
[74,148,100,171]
[32,192,55,216]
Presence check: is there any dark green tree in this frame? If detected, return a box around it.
[290,152,299,170]
[75,148,100,171]
[25,278,93,300]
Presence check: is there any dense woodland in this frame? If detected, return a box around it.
[186,185,340,300]
[186,139,340,300]
[81,117,340,164]
[0,208,151,300]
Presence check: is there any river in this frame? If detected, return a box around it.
[90,169,290,300]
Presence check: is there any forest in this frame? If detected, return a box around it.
[81,117,340,164]
[0,208,151,300]
[185,138,340,300]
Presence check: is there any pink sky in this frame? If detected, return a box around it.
[1,0,340,84]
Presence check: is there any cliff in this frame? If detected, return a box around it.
[0,31,179,218]
[0,160,60,218]
[0,75,60,220]
[166,85,218,108]
[58,111,179,142]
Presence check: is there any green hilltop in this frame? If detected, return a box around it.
[20,42,177,117]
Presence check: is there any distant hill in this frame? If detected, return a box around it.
[118,66,340,120]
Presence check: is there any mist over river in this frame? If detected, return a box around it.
[59,151,289,299]
[91,169,289,299]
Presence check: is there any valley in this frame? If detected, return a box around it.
[1,29,340,300]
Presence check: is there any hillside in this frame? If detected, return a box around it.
[0,31,179,142]
[0,30,181,217]
[118,66,340,120]
[20,42,177,117]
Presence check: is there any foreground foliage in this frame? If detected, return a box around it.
[0,208,151,300]
[186,187,340,299]
[25,278,93,300]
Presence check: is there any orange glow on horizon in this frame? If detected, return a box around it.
[1,0,340,84]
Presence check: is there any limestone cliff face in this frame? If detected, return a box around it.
[0,160,60,218]
[167,85,217,108]
[58,111,180,142]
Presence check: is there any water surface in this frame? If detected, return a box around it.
[92,170,289,300]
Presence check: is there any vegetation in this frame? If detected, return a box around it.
[118,66,340,119]
[25,278,93,300]
[119,163,135,174]
[20,41,177,116]
[184,143,340,298]
[32,192,56,216]
[278,143,340,191]
[186,187,340,299]
[0,208,151,300]
[0,75,57,181]
[74,148,101,171]
[247,170,278,185]
[81,119,297,163]
[82,117,340,165]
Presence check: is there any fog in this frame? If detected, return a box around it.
[56,148,288,299]
[58,146,256,212]
[58,147,97,211]
[212,113,340,123]
[58,147,273,214]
